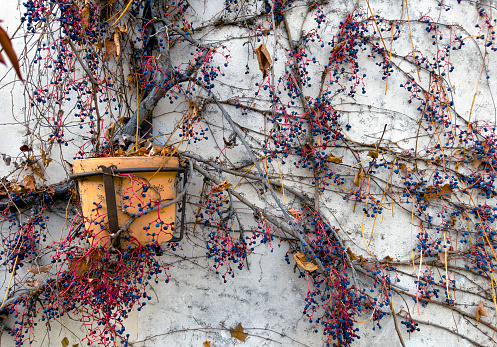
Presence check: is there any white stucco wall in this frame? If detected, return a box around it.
[0,0,496,346]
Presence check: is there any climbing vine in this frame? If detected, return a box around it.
[0,0,496,346]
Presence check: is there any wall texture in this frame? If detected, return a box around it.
[0,0,496,346]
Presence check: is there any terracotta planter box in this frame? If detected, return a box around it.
[71,156,185,247]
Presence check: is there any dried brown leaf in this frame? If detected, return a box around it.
[113,31,121,58]
[353,167,365,186]
[346,247,358,261]
[253,43,272,79]
[382,255,394,263]
[148,146,163,156]
[203,342,211,347]
[104,38,117,61]
[293,252,319,272]
[114,148,125,156]
[105,122,116,139]
[367,150,379,158]
[476,302,487,323]
[326,153,343,163]
[61,337,69,347]
[0,26,22,80]
[230,323,248,342]
[26,279,39,287]
[82,5,90,29]
[438,252,446,265]
[288,207,302,219]
[424,184,452,200]
[333,41,343,52]
[23,174,36,192]
[213,179,232,192]
[473,155,483,169]
[27,265,52,274]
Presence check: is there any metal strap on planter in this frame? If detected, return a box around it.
[70,162,189,245]
[98,165,119,235]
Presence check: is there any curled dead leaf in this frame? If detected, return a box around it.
[288,207,302,219]
[203,342,211,347]
[230,323,248,342]
[0,26,22,80]
[346,247,358,261]
[327,153,343,163]
[333,41,344,53]
[104,38,117,61]
[213,179,232,192]
[381,255,393,263]
[81,5,90,29]
[113,31,121,58]
[367,150,379,158]
[353,167,365,187]
[105,122,116,139]
[438,252,447,264]
[476,302,487,323]
[26,279,39,287]
[293,252,319,272]
[253,43,272,79]
[424,183,452,200]
[473,154,484,169]
[23,174,36,192]
[27,265,52,274]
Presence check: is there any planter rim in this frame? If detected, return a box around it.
[71,156,182,178]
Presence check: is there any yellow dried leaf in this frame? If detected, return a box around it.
[82,5,90,29]
[105,122,116,139]
[203,342,211,347]
[253,43,272,79]
[326,153,343,163]
[353,167,364,186]
[346,247,358,261]
[367,150,379,158]
[382,255,393,263]
[293,252,319,272]
[230,323,248,342]
[27,265,52,274]
[438,252,446,265]
[23,174,36,192]
[131,147,149,156]
[476,302,487,323]
[26,279,39,287]
[148,146,163,156]
[288,207,302,219]
[116,24,127,33]
[333,41,344,52]
[61,337,69,347]
[213,179,232,192]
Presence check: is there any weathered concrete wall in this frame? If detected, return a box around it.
[0,0,496,346]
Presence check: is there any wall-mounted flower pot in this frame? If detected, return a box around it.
[70,156,187,247]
